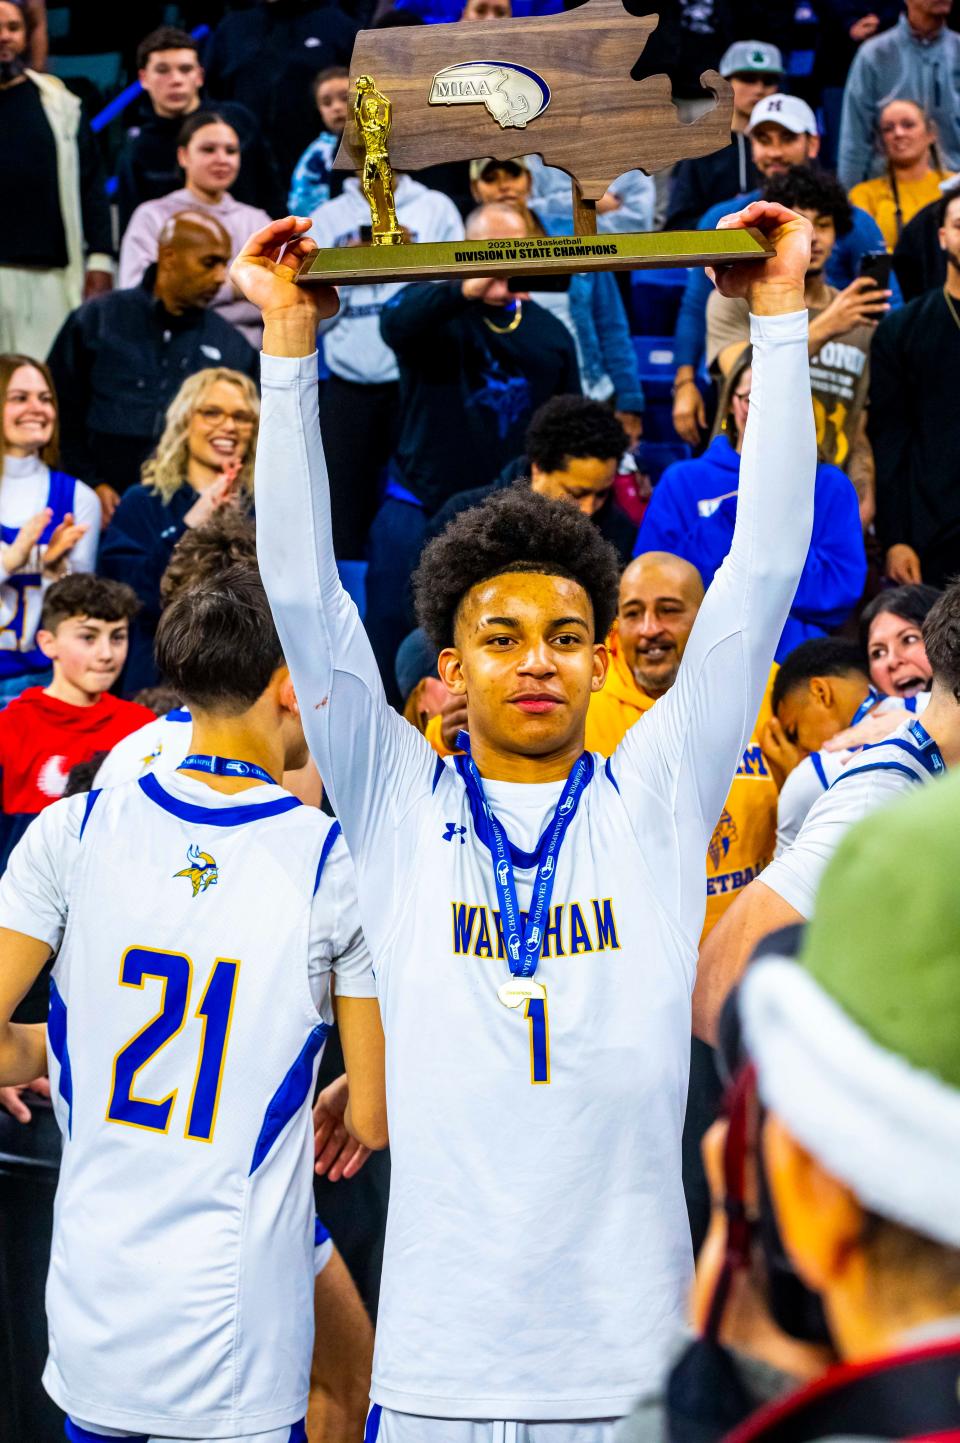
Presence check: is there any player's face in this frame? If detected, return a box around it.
[867,611,932,697]
[775,684,846,756]
[139,49,204,117]
[750,124,817,177]
[188,379,256,473]
[317,76,350,132]
[530,456,617,517]
[443,571,607,761]
[617,563,701,699]
[41,615,129,696]
[3,364,56,457]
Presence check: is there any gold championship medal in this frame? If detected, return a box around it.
[497,978,547,1009]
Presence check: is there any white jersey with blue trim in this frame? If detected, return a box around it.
[774,692,930,855]
[93,708,193,788]
[763,716,946,918]
[254,310,815,1419]
[0,771,375,1438]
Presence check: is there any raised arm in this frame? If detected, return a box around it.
[231,219,438,872]
[616,202,817,936]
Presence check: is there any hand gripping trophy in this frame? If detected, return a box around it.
[355,74,403,246]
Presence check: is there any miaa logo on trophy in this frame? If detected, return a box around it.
[429,61,550,129]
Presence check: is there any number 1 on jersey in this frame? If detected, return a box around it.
[524,995,550,1084]
[185,959,240,1142]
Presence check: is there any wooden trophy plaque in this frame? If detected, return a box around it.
[295,0,773,287]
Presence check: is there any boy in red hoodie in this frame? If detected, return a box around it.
[0,574,154,867]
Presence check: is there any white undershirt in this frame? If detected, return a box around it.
[0,454,100,584]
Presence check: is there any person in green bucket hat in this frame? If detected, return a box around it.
[731,771,960,1443]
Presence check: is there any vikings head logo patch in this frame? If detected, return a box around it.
[174,844,219,897]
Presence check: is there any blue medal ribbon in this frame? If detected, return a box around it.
[849,687,881,729]
[907,718,946,773]
[178,753,277,786]
[458,740,592,978]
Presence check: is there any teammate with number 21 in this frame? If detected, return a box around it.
[235,203,817,1443]
[0,564,386,1440]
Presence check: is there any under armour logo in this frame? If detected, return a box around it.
[443,823,467,844]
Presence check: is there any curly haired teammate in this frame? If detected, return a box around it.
[233,204,817,1443]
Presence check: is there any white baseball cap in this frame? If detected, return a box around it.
[747,93,819,138]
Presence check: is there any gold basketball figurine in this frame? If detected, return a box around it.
[355,75,403,246]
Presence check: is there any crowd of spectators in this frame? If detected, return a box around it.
[2,0,960,1437]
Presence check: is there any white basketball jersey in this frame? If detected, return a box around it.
[369,756,694,1420]
[93,707,193,788]
[775,694,930,854]
[0,771,372,1438]
[763,717,946,919]
[252,311,817,1422]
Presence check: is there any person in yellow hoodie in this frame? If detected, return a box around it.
[586,550,778,937]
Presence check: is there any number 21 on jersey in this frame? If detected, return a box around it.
[106,946,240,1141]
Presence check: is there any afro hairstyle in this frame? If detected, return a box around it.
[413,483,621,651]
[524,395,628,473]
[762,166,854,238]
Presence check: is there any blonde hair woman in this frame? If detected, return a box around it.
[98,367,258,692]
[849,100,954,249]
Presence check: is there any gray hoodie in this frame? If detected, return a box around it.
[838,14,960,187]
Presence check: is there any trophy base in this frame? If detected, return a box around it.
[295,226,774,286]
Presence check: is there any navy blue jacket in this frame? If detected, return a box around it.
[48,272,259,495]
[97,483,196,695]
[635,434,866,660]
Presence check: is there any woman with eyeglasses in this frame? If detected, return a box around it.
[635,348,867,661]
[98,367,258,693]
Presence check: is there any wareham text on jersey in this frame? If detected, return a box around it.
[452,899,620,959]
